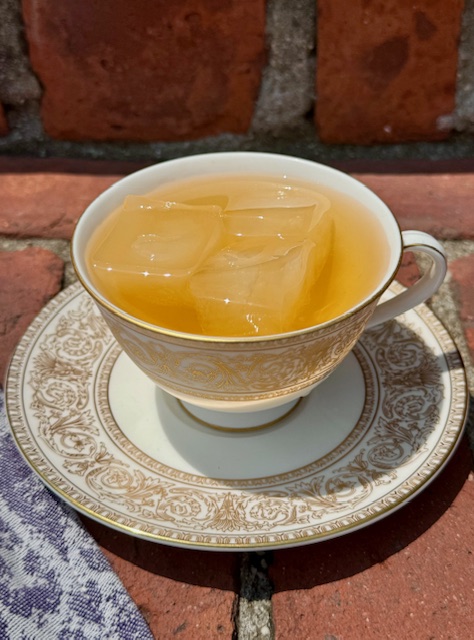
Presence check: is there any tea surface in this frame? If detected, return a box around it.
[86,174,390,336]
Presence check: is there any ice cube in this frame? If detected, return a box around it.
[223,181,331,242]
[189,234,332,336]
[90,196,224,307]
[93,196,223,274]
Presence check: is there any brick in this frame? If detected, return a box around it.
[2,160,473,241]
[396,251,420,287]
[22,0,266,141]
[449,254,474,361]
[0,247,64,385]
[0,170,121,239]
[81,517,238,639]
[316,0,464,143]
[0,104,8,135]
[352,173,474,239]
[271,437,474,639]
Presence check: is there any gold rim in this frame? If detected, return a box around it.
[177,397,304,432]
[71,226,403,344]
[4,282,468,550]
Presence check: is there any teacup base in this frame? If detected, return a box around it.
[179,397,302,431]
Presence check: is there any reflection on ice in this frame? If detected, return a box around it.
[88,184,334,334]
[91,196,224,276]
[189,234,332,336]
[225,181,330,211]
[223,181,331,241]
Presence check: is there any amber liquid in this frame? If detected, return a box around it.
[86,174,391,335]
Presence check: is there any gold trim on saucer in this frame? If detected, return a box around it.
[5,282,468,550]
[177,397,304,432]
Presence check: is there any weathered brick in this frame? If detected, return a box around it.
[2,159,473,241]
[271,438,474,639]
[352,172,474,239]
[0,169,121,239]
[22,0,266,141]
[396,251,420,287]
[316,0,464,143]
[0,104,8,135]
[81,517,238,639]
[449,254,474,361]
[0,247,64,384]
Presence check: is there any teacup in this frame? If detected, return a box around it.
[71,152,446,430]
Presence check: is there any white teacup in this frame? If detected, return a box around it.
[71,153,446,429]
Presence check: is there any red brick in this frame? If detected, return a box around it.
[316,0,464,143]
[0,157,146,174]
[81,517,238,639]
[0,247,64,385]
[0,170,121,239]
[22,0,266,142]
[352,173,474,239]
[0,104,8,135]
[2,160,473,241]
[271,438,474,639]
[396,251,420,288]
[449,254,474,361]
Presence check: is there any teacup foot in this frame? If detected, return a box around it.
[179,397,302,432]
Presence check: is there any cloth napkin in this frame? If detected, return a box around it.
[0,390,154,640]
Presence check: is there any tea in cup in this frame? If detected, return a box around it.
[71,152,446,429]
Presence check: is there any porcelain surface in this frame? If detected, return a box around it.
[5,282,467,550]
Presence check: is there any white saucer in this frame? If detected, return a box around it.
[5,282,468,551]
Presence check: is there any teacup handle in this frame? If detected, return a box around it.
[366,230,447,329]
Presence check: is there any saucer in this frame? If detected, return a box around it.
[5,282,468,551]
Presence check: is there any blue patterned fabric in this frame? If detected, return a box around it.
[0,391,153,640]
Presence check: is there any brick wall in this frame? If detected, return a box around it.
[0,0,472,160]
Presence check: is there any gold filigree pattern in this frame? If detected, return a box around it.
[99,301,376,401]
[5,282,468,549]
